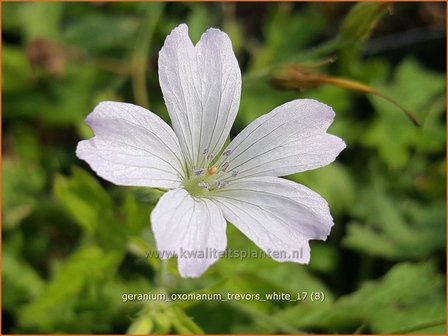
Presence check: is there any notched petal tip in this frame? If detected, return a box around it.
[165,23,189,38]
[75,139,91,161]
[158,23,241,168]
[84,102,106,128]
[328,134,347,161]
[75,139,122,187]
[300,253,311,265]
[292,98,336,123]
[84,101,143,129]
[219,97,345,178]
[214,176,334,265]
[338,137,347,152]
[159,23,191,55]
[170,23,189,40]
[76,101,185,189]
[178,259,219,278]
[200,26,231,44]
[151,189,227,279]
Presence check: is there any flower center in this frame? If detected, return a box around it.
[183,148,238,197]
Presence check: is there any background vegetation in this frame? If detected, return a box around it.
[2,2,446,334]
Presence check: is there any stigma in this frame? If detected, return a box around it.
[207,166,218,176]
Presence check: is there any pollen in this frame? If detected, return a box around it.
[207,166,218,175]
[193,168,205,176]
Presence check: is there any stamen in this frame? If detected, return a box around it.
[223,149,232,156]
[215,180,227,189]
[221,162,229,172]
[198,182,209,190]
[231,170,239,177]
[193,168,205,176]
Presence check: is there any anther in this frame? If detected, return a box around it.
[193,168,205,176]
[231,170,239,177]
[198,182,209,190]
[215,180,227,189]
[223,149,232,156]
[202,148,209,155]
[221,162,229,172]
[206,153,214,161]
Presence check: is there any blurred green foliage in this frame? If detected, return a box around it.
[2,2,446,334]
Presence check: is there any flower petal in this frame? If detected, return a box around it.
[218,99,346,179]
[76,101,185,189]
[212,176,334,263]
[159,24,241,167]
[151,188,227,278]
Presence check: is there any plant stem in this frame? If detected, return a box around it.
[227,301,308,334]
[385,318,446,334]
[131,3,165,108]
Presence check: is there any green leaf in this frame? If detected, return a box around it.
[121,191,152,236]
[54,167,112,235]
[250,4,325,71]
[2,2,22,31]
[152,309,172,334]
[364,58,446,169]
[54,167,130,250]
[19,244,122,330]
[20,2,63,41]
[2,157,45,229]
[338,3,390,44]
[64,14,139,53]
[11,125,42,163]
[4,65,100,125]
[333,262,446,333]
[2,46,32,94]
[215,229,334,331]
[308,243,337,274]
[170,306,205,334]
[2,252,44,310]
[126,315,154,335]
[275,262,446,333]
[343,188,445,260]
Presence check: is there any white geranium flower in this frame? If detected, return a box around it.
[76,24,346,278]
